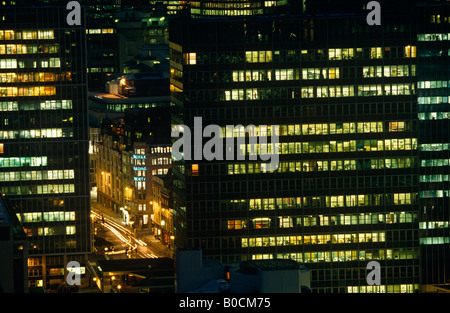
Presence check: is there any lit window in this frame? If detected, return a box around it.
[66,226,76,235]
[185,53,196,65]
[192,164,199,176]
[404,45,416,58]
[0,59,17,69]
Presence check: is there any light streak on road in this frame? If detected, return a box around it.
[91,209,158,258]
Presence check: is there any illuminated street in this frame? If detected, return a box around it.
[91,209,172,260]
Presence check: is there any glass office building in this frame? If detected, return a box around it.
[416,3,450,291]
[170,9,422,292]
[189,0,290,16]
[0,5,91,288]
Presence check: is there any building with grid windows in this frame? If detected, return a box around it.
[0,5,91,289]
[95,107,172,231]
[415,3,450,292]
[170,8,423,292]
[189,0,293,17]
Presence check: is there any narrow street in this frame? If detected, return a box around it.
[91,206,173,260]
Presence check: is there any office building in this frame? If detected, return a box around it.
[85,0,121,89]
[0,5,91,289]
[188,0,293,17]
[170,7,421,292]
[415,3,450,292]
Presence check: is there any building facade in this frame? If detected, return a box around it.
[96,108,173,233]
[170,9,421,292]
[0,5,91,289]
[85,0,121,89]
[415,3,450,292]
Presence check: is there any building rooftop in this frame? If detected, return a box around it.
[239,259,309,275]
[0,194,26,240]
[89,90,170,105]
[0,197,12,224]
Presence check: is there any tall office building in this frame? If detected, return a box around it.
[189,0,292,16]
[0,5,91,288]
[85,0,121,89]
[415,3,450,292]
[170,6,422,292]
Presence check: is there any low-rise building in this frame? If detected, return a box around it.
[95,108,173,240]
[87,258,174,293]
[175,249,311,293]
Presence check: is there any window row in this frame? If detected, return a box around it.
[233,193,417,211]
[189,46,416,66]
[418,49,450,57]
[329,46,416,59]
[419,221,449,229]
[24,226,76,236]
[203,86,417,102]
[0,86,56,97]
[135,170,146,177]
[0,58,17,69]
[420,174,450,183]
[134,148,146,155]
[0,72,70,83]
[227,157,416,175]
[418,80,450,89]
[347,284,418,294]
[418,112,450,120]
[421,158,450,167]
[135,180,146,190]
[241,232,386,248]
[420,189,450,198]
[417,33,450,41]
[363,65,413,78]
[301,83,415,98]
[220,121,411,138]
[226,211,417,230]
[420,143,450,151]
[151,146,172,154]
[152,168,169,175]
[419,237,450,245]
[86,28,114,34]
[257,247,418,264]
[17,211,76,223]
[0,100,72,112]
[88,67,116,73]
[151,157,171,165]
[418,97,450,105]
[239,138,418,156]
[430,15,450,24]
[0,43,59,55]
[0,184,75,195]
[230,67,339,83]
[207,65,414,84]
[0,156,47,168]
[245,50,273,63]
[0,58,60,69]
[0,128,73,139]
[0,169,74,182]
[0,30,54,40]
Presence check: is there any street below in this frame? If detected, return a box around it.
[91,209,171,259]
